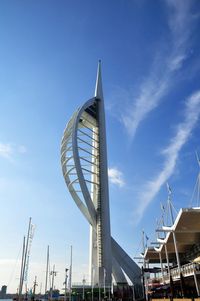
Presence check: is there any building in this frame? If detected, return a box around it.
[60,62,142,298]
[142,199,200,298]
[0,285,7,299]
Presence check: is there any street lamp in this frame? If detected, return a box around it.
[33,276,38,301]
[82,276,86,301]
[63,268,68,301]
[50,265,57,300]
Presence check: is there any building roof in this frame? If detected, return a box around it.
[144,207,200,264]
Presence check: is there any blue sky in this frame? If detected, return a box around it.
[0,0,200,293]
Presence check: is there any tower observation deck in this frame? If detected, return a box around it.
[61,62,142,296]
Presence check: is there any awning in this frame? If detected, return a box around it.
[144,207,200,263]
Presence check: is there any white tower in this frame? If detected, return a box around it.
[61,62,142,292]
[89,61,112,285]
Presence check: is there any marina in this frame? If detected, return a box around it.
[1,2,200,300]
[1,63,200,301]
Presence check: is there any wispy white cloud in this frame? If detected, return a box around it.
[0,143,13,159]
[108,167,125,187]
[135,90,200,221]
[122,77,169,137]
[0,143,27,160]
[122,0,197,137]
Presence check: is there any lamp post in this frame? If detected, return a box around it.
[82,276,86,301]
[32,276,38,301]
[63,268,68,301]
[50,265,57,301]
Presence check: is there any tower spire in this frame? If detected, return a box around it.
[61,63,142,292]
[94,60,104,100]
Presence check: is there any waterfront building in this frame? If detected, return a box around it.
[143,204,200,298]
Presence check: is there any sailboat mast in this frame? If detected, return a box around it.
[18,236,26,299]
[69,245,72,301]
[18,218,32,298]
[21,217,32,294]
[45,245,49,294]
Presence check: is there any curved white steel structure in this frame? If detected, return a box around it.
[61,62,142,292]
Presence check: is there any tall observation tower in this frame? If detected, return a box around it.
[61,62,142,295]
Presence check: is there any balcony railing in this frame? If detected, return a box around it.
[148,262,200,285]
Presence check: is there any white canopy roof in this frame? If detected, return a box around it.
[144,207,200,263]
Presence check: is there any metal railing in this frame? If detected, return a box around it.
[156,262,200,283]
